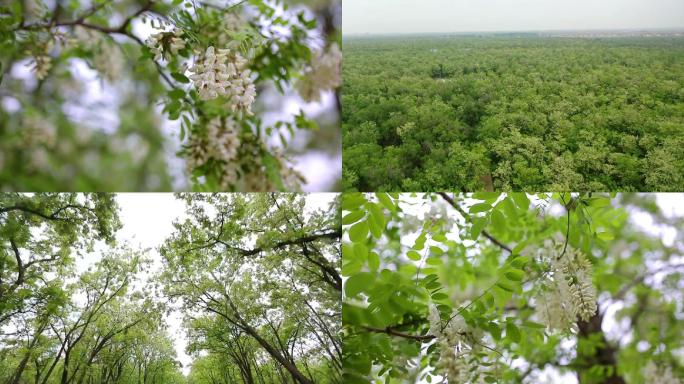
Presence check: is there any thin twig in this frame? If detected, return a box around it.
[437,192,512,253]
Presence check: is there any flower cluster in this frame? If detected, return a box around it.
[73,26,123,81]
[207,116,240,163]
[189,46,256,114]
[642,361,682,384]
[428,304,485,383]
[94,41,124,81]
[22,115,56,148]
[29,54,51,80]
[537,246,598,330]
[146,28,186,61]
[296,43,342,102]
[182,118,303,191]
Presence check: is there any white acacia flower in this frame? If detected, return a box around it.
[29,55,51,80]
[146,28,185,61]
[94,41,123,81]
[297,43,342,102]
[23,115,56,147]
[189,46,256,114]
[642,361,682,384]
[207,117,240,163]
[538,247,597,329]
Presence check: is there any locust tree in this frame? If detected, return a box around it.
[342,193,684,384]
[160,193,342,383]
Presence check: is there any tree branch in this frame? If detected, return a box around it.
[361,325,435,342]
[437,192,512,253]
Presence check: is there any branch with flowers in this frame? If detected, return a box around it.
[1,0,341,191]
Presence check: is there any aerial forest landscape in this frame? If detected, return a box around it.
[342,34,684,192]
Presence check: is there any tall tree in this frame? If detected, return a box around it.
[161,193,341,384]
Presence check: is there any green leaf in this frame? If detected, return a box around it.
[345,272,375,297]
[431,293,448,301]
[511,193,530,210]
[353,243,368,262]
[376,193,396,211]
[470,216,489,240]
[469,203,493,214]
[429,246,443,255]
[432,233,447,242]
[368,252,380,272]
[171,73,190,83]
[596,231,614,241]
[342,194,366,211]
[426,257,443,266]
[348,221,369,243]
[506,322,521,343]
[343,211,365,225]
[496,280,516,293]
[510,256,530,268]
[504,269,524,281]
[407,250,421,261]
[168,89,185,100]
[522,320,546,329]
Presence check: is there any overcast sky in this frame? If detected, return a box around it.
[343,0,684,35]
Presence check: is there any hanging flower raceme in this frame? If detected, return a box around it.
[297,43,342,102]
[207,116,240,163]
[537,246,598,330]
[642,361,682,384]
[427,304,485,383]
[146,28,186,61]
[189,46,256,114]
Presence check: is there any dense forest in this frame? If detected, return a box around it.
[342,193,684,383]
[342,35,684,191]
[0,193,341,383]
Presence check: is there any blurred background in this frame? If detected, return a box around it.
[0,0,341,191]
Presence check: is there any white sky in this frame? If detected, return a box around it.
[76,193,337,375]
[343,0,684,35]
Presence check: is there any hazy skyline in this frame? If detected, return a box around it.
[343,0,684,35]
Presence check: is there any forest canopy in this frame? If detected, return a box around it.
[0,192,342,384]
[342,35,684,192]
[342,192,684,383]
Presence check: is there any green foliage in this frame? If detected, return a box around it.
[161,193,342,384]
[342,35,684,191]
[342,193,684,383]
[0,193,183,384]
[0,0,340,191]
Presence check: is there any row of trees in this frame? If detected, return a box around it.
[342,193,684,383]
[343,36,684,191]
[1,193,343,383]
[0,193,184,383]
[164,193,342,383]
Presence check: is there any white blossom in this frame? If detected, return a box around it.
[94,41,124,81]
[429,305,485,383]
[297,43,342,102]
[29,55,51,80]
[189,46,256,114]
[23,115,56,147]
[642,361,682,384]
[146,28,186,61]
[207,116,240,163]
[537,246,597,329]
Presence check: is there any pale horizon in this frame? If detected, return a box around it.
[343,0,684,35]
